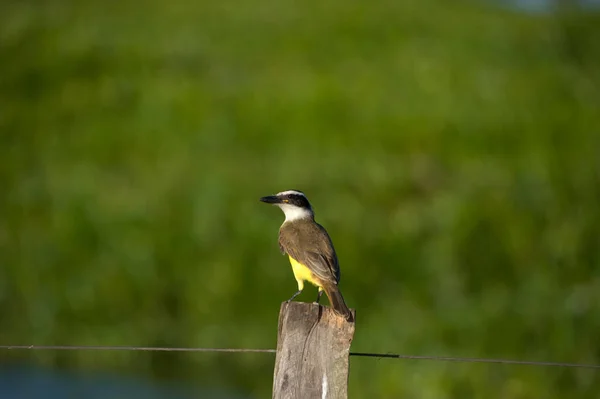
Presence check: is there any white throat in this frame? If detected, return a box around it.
[278,204,313,222]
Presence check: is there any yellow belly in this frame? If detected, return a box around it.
[288,256,322,290]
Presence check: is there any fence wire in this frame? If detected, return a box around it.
[2,345,599,369]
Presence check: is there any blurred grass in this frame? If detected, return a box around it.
[1,0,600,398]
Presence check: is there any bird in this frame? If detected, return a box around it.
[260,190,353,321]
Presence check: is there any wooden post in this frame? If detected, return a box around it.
[272,302,356,399]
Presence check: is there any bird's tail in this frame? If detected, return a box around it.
[323,283,353,322]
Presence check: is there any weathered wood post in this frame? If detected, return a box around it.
[272,302,356,399]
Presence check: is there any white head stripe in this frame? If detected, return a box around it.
[277,190,306,197]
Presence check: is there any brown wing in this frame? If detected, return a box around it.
[278,220,341,284]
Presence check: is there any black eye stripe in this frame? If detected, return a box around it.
[284,194,310,208]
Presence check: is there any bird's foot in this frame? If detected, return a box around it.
[286,290,302,303]
[313,290,324,305]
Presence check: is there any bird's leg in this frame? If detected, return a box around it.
[287,279,304,303]
[314,289,324,304]
[286,290,302,303]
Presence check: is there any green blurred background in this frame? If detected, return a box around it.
[1,0,600,398]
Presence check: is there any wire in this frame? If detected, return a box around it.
[0,345,275,353]
[1,345,599,369]
[349,352,600,369]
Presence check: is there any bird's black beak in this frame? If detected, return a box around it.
[260,195,281,204]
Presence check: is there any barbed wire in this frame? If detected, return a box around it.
[2,345,599,369]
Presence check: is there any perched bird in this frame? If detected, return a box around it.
[260,190,353,321]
